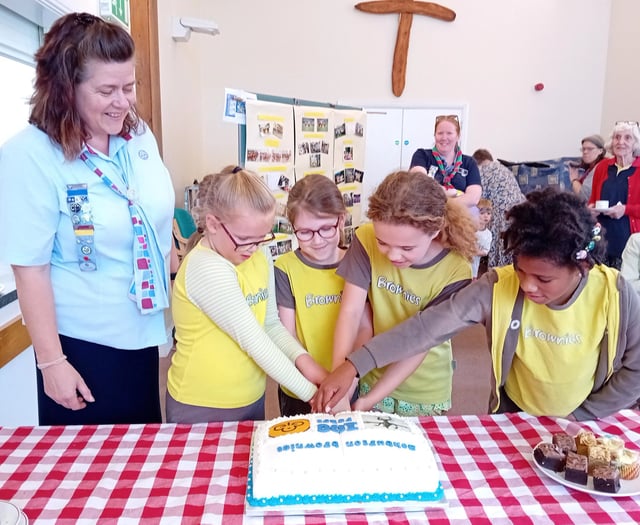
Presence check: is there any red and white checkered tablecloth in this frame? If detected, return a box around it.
[1,411,639,524]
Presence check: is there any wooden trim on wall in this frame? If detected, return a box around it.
[130,0,163,154]
[0,318,31,369]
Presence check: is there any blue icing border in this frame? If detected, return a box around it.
[246,459,444,507]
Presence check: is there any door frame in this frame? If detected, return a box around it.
[130,0,162,153]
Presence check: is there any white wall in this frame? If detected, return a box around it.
[601,0,640,134]
[157,1,613,201]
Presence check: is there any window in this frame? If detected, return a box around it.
[0,56,34,145]
[0,3,41,145]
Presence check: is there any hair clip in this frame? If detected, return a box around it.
[574,224,601,261]
[232,166,243,174]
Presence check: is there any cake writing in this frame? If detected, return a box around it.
[276,439,416,453]
[277,441,339,452]
[317,417,359,434]
[346,440,416,450]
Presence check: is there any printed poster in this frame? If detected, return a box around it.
[293,106,335,180]
[244,99,296,257]
[222,88,256,125]
[332,110,367,245]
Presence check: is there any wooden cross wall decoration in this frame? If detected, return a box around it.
[355,1,456,97]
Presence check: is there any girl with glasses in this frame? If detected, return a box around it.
[330,171,477,416]
[409,114,482,212]
[166,166,318,423]
[274,174,372,416]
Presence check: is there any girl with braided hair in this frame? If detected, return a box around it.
[313,187,640,421]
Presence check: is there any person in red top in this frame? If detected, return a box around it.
[588,121,640,269]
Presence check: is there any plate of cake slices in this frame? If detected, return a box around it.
[532,430,640,497]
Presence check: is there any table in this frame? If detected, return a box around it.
[1,410,639,524]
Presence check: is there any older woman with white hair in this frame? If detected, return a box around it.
[588,121,640,269]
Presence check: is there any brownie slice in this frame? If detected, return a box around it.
[564,451,588,485]
[588,444,611,475]
[592,465,621,494]
[553,432,577,454]
[534,443,566,472]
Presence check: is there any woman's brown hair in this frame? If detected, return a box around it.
[29,12,140,160]
[367,171,478,260]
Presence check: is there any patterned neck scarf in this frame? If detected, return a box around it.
[432,145,463,189]
[79,135,169,314]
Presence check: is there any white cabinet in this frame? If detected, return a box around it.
[0,345,38,427]
[361,106,467,216]
[0,265,38,427]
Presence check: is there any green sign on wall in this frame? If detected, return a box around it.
[99,0,130,30]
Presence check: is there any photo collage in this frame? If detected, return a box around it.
[244,99,366,257]
[332,110,367,245]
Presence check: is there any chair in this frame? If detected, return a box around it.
[173,208,197,261]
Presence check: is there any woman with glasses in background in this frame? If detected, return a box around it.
[274,174,372,416]
[569,134,606,200]
[588,121,640,269]
[167,166,318,423]
[409,114,482,211]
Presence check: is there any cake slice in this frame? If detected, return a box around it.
[592,465,621,493]
[587,444,611,475]
[564,451,588,485]
[575,430,596,456]
[534,443,566,472]
[552,432,577,454]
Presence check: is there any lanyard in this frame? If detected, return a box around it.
[66,183,96,271]
[77,136,168,313]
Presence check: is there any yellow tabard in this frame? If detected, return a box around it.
[275,250,344,398]
[491,265,619,417]
[357,223,471,404]
[169,246,270,408]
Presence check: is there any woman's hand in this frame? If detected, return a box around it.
[444,187,459,198]
[310,360,358,413]
[587,203,601,217]
[602,202,626,219]
[569,166,581,182]
[42,362,94,410]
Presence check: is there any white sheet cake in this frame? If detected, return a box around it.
[246,411,444,512]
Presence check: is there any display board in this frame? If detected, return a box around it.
[238,94,366,257]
